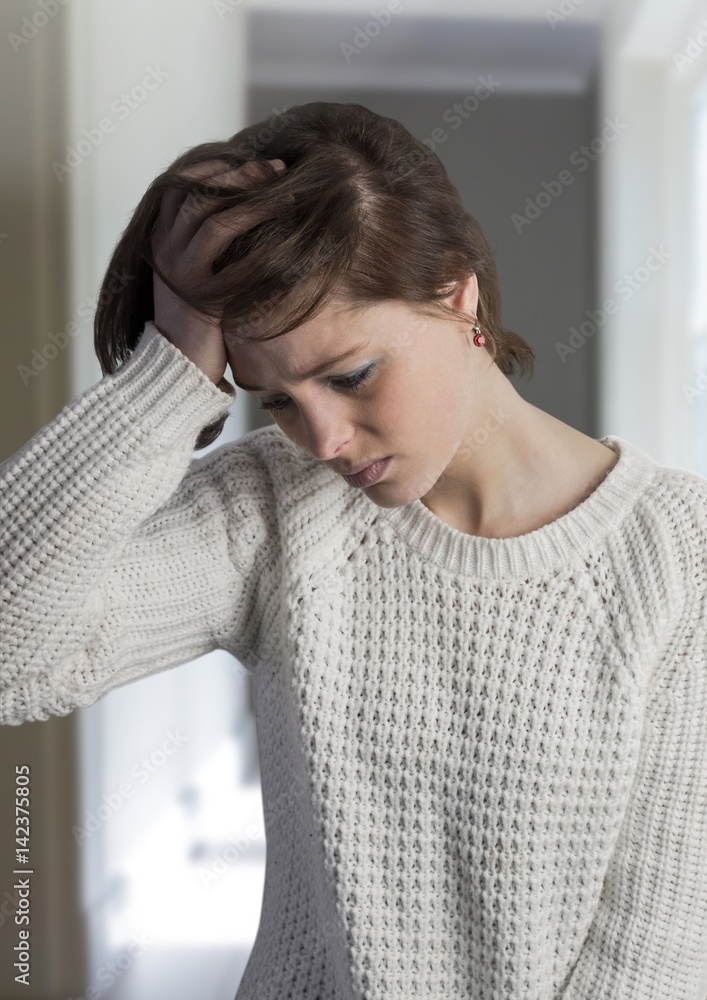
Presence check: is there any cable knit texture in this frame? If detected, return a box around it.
[2,320,707,1000]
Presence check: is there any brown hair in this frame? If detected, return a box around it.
[95,101,534,450]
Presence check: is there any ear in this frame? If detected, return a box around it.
[441,273,479,321]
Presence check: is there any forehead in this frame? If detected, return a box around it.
[225,300,384,382]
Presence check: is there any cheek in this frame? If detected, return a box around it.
[370,375,416,427]
[381,365,468,447]
[371,373,437,444]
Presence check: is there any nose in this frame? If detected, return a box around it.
[295,400,353,462]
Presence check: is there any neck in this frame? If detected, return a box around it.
[419,368,600,539]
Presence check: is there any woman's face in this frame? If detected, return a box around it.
[225,275,487,508]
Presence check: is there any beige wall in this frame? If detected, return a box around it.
[0,0,72,459]
[0,4,87,999]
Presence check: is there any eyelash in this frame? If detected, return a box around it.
[257,363,377,413]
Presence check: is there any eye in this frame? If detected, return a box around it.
[257,362,377,413]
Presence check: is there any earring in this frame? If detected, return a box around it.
[472,323,486,347]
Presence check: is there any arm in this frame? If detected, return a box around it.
[0,320,276,725]
[560,617,707,999]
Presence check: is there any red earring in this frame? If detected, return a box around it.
[472,324,485,347]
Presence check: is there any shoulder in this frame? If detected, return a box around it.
[635,460,707,696]
[599,436,707,559]
[598,437,707,610]
[641,456,707,539]
[634,455,707,613]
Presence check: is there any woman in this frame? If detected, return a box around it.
[2,102,706,1000]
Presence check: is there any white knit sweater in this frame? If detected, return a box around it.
[2,320,707,1000]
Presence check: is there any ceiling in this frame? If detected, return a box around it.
[248,0,611,20]
[247,1,606,93]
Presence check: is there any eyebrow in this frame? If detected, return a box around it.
[231,341,370,393]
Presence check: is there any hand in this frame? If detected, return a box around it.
[151,157,288,383]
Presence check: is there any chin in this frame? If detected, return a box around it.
[350,460,440,509]
[359,480,424,509]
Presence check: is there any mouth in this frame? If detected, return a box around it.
[339,457,392,488]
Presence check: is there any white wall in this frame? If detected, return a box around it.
[599,0,707,469]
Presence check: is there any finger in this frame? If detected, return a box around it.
[187,188,294,266]
[175,159,285,233]
[156,159,239,241]
[174,159,287,247]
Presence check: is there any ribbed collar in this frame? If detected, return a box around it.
[374,436,659,580]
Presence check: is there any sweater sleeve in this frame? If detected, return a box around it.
[0,320,277,727]
[560,616,707,998]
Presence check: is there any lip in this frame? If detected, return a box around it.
[340,456,392,488]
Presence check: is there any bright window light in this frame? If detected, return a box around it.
[103,737,266,950]
[688,75,707,475]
